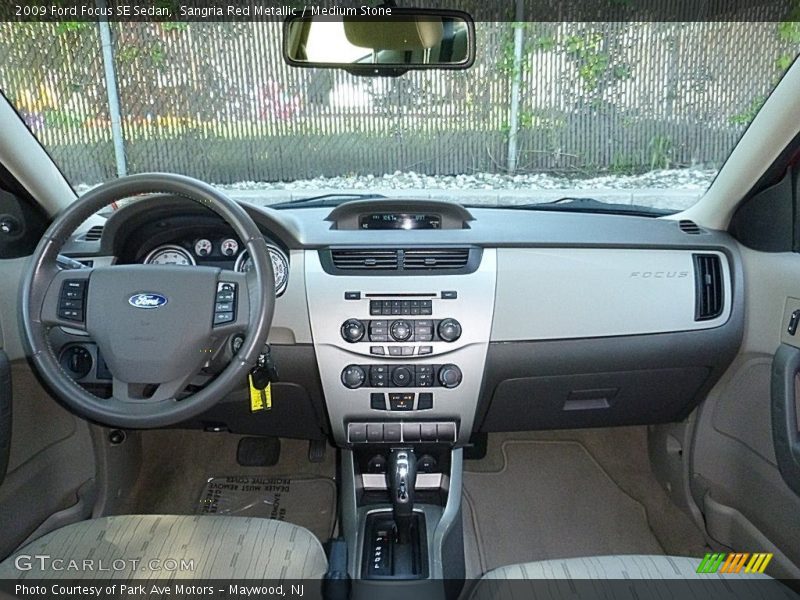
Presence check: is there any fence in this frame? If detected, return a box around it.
[0,18,795,185]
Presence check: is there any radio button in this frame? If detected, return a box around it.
[390,320,413,341]
[341,319,366,343]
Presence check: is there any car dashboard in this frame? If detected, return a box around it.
[55,195,743,446]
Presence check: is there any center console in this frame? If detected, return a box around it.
[305,247,496,447]
[304,245,496,586]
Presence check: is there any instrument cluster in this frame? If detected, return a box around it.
[142,236,289,296]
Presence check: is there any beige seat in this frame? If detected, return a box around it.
[467,555,774,600]
[0,515,327,579]
[476,555,771,579]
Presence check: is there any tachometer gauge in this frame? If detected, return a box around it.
[194,238,212,257]
[143,245,196,266]
[234,245,289,296]
[220,238,239,257]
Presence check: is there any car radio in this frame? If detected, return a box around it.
[304,248,497,446]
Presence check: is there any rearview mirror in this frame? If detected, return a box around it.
[283,8,475,73]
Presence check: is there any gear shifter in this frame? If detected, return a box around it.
[388,448,416,544]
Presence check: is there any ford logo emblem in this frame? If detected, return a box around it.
[128,293,168,309]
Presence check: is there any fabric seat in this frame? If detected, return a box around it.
[0,515,327,579]
[476,555,770,579]
[467,555,775,600]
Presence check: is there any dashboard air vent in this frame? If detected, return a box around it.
[331,249,398,270]
[679,220,705,234]
[693,254,723,321]
[82,225,104,241]
[403,248,470,270]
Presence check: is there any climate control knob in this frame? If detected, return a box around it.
[390,320,413,342]
[341,365,367,389]
[391,366,414,387]
[340,319,365,343]
[438,364,462,389]
[438,318,462,342]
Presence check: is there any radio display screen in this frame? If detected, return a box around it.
[359,213,441,230]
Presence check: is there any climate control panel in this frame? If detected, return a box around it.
[304,247,498,446]
[341,363,462,389]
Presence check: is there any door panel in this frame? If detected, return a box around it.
[690,247,800,578]
[0,237,96,559]
[770,344,800,496]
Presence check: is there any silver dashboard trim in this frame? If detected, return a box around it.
[304,248,497,446]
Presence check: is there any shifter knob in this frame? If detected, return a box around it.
[388,448,416,520]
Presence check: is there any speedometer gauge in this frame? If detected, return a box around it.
[233,245,289,296]
[143,245,196,266]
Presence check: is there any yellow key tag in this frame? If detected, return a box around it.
[249,374,272,412]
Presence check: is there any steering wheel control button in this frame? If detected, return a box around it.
[438,364,463,388]
[370,393,387,410]
[348,423,367,443]
[389,393,414,411]
[59,280,86,321]
[61,280,85,299]
[438,318,462,342]
[390,320,413,341]
[213,282,237,326]
[417,393,434,410]
[341,319,366,343]
[342,365,367,389]
[214,312,234,325]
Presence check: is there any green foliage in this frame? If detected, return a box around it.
[54,22,89,35]
[564,29,631,94]
[648,135,673,170]
[730,96,767,126]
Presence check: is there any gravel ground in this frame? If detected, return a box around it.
[215,168,717,193]
[78,168,716,211]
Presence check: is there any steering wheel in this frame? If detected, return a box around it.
[21,173,275,428]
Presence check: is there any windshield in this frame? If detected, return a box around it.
[1,20,797,212]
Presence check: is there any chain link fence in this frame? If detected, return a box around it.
[0,19,796,186]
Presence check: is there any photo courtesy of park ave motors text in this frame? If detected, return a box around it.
[1,1,800,598]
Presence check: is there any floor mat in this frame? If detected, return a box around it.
[196,475,336,541]
[118,431,338,543]
[464,440,664,574]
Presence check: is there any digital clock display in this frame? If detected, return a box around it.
[359,213,441,230]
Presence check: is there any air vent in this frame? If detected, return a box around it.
[679,220,705,235]
[330,249,398,270]
[82,225,104,241]
[403,248,470,270]
[324,247,479,275]
[693,254,724,321]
